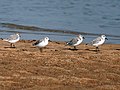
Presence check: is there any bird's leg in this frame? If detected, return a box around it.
[96,47,99,52]
[39,48,43,53]
[10,43,15,48]
[10,43,13,48]
[74,46,77,50]
[13,44,15,48]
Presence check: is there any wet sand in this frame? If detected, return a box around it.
[0,40,120,90]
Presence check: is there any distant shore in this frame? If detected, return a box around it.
[0,40,120,90]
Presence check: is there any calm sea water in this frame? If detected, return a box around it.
[0,0,120,43]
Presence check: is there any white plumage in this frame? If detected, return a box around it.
[3,33,20,47]
[66,34,84,50]
[33,37,49,52]
[87,35,107,51]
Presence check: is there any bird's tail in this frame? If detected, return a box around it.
[1,38,9,41]
[86,43,92,46]
[2,39,9,42]
[65,41,69,46]
[0,38,3,40]
[86,43,89,45]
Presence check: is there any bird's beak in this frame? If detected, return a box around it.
[18,33,21,37]
[0,38,3,40]
[49,39,51,42]
[105,38,108,40]
[83,37,85,39]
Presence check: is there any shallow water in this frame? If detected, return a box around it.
[0,0,120,43]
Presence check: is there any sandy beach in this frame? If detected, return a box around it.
[0,40,120,90]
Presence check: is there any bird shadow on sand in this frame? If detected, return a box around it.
[68,48,79,51]
[0,49,10,51]
[63,48,85,51]
[115,48,120,50]
[4,46,16,48]
[85,49,100,53]
[30,46,36,48]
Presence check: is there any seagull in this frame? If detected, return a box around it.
[66,34,85,50]
[86,35,108,52]
[33,37,49,52]
[2,33,20,48]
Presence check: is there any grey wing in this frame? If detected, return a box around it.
[67,38,78,45]
[91,37,102,44]
[7,34,18,40]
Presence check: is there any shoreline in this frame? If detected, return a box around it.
[1,22,120,44]
[0,40,120,90]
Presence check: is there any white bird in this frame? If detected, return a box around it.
[2,33,20,48]
[87,35,108,52]
[33,37,49,52]
[66,34,85,50]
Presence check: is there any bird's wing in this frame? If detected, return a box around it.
[91,37,102,44]
[33,39,43,46]
[6,34,18,41]
[67,38,79,45]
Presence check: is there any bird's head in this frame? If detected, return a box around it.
[78,34,85,39]
[45,37,50,41]
[101,35,108,40]
[16,33,21,37]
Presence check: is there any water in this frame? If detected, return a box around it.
[0,0,120,43]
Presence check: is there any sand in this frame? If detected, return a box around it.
[0,40,120,90]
